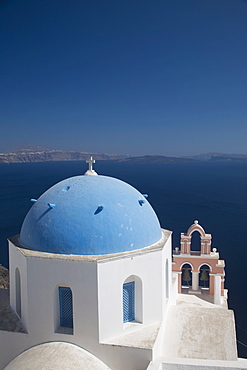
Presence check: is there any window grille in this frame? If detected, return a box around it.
[59,287,73,328]
[123,281,135,323]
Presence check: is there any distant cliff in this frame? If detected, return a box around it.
[0,146,192,164]
[1,146,246,164]
[0,146,126,164]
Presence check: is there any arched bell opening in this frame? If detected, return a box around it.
[190,230,201,255]
[181,263,193,293]
[199,264,210,291]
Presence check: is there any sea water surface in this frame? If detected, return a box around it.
[0,160,247,357]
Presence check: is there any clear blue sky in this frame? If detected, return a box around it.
[1,0,247,156]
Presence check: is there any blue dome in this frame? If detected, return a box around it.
[19,175,162,255]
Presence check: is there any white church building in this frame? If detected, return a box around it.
[0,158,246,369]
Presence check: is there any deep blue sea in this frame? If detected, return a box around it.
[0,160,247,357]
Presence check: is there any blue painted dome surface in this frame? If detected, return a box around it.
[19,175,162,255]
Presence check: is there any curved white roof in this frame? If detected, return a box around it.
[4,342,111,370]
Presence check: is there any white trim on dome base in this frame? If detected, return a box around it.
[84,169,98,176]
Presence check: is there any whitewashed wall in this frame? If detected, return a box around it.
[2,232,172,370]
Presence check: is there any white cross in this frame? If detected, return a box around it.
[86,156,95,171]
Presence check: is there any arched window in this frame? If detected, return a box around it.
[15,268,21,318]
[123,275,142,323]
[59,287,73,328]
[123,281,135,323]
[165,259,169,299]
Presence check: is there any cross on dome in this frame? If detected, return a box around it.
[84,156,98,176]
[86,156,95,171]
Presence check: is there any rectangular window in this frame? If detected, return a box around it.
[123,281,135,323]
[59,287,73,328]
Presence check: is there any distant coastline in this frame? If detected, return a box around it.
[1,146,247,164]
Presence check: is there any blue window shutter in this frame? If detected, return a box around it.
[123,282,135,323]
[59,287,73,328]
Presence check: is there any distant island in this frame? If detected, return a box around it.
[0,146,126,164]
[116,155,193,163]
[184,152,247,161]
[0,146,247,164]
